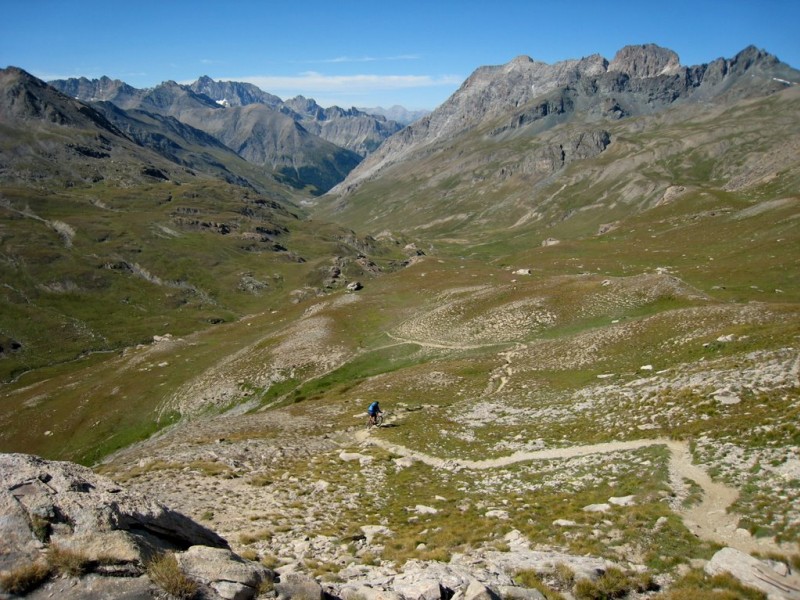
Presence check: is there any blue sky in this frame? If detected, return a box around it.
[2,0,798,110]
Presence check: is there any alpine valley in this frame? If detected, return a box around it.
[1,44,799,600]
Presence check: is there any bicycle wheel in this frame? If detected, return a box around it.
[374,413,384,427]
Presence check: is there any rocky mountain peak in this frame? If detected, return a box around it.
[608,43,681,78]
[731,44,779,69]
[330,44,797,196]
[576,53,610,76]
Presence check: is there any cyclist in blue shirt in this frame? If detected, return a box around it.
[367,401,383,426]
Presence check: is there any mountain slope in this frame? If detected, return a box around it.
[187,76,404,157]
[329,45,800,197]
[49,77,363,194]
[2,45,800,599]
[0,67,411,386]
[189,74,284,108]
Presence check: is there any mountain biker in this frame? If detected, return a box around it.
[367,401,383,426]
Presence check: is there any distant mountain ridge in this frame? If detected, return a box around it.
[331,44,799,195]
[0,66,295,195]
[51,74,406,160]
[49,75,368,193]
[357,105,430,125]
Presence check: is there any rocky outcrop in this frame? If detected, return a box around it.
[0,453,269,599]
[1,453,226,569]
[47,75,363,194]
[283,96,404,157]
[330,44,799,195]
[706,547,800,599]
[608,44,682,78]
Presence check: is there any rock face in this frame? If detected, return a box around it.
[705,547,800,599]
[330,44,799,195]
[608,43,681,78]
[47,76,362,194]
[0,453,269,600]
[0,452,227,571]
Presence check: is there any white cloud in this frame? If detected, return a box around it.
[225,72,462,94]
[317,54,421,64]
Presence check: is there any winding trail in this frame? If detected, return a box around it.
[354,429,796,557]
[385,332,511,351]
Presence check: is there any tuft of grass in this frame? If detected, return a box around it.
[0,561,51,595]
[146,552,198,599]
[513,569,566,600]
[573,567,631,600]
[239,548,259,562]
[652,570,766,600]
[30,514,51,542]
[47,544,91,577]
[261,554,280,569]
[239,529,273,545]
[553,563,575,588]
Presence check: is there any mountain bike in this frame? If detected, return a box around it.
[367,411,384,428]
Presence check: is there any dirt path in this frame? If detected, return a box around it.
[385,332,510,351]
[355,430,795,556]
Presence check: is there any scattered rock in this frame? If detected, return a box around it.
[274,571,323,600]
[414,505,439,515]
[0,453,227,573]
[583,503,612,513]
[485,509,510,519]
[705,547,800,600]
[553,519,577,527]
[361,525,393,544]
[496,585,546,600]
[176,546,272,600]
[608,495,636,507]
[459,578,502,600]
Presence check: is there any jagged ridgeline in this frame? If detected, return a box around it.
[1,42,800,600]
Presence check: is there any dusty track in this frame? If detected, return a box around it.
[356,429,796,557]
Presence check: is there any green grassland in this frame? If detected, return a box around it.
[1,79,798,590]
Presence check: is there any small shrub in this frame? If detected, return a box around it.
[653,570,767,600]
[574,567,631,600]
[261,554,280,569]
[258,576,275,594]
[239,548,259,561]
[513,569,565,600]
[146,552,198,599]
[360,551,379,566]
[239,528,272,545]
[30,514,51,542]
[48,544,91,577]
[553,562,575,588]
[0,561,51,595]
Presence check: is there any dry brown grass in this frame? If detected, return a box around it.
[146,552,198,599]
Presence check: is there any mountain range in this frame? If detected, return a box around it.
[48,74,406,194]
[1,43,800,600]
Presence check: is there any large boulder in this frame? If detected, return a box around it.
[705,547,800,600]
[274,571,323,600]
[0,453,228,572]
[176,546,273,600]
